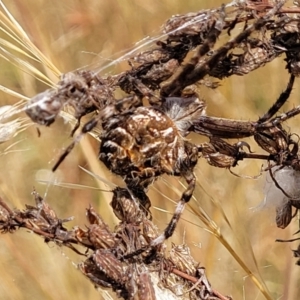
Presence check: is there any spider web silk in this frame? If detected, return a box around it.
[262,166,300,209]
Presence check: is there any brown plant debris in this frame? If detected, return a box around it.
[0,191,230,300]
[23,0,300,268]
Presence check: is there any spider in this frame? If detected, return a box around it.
[24,0,295,258]
[26,70,298,259]
[99,95,205,250]
[26,73,206,253]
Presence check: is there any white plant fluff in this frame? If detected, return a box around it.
[263,166,300,228]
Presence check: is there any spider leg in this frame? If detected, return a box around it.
[70,116,82,137]
[151,170,196,247]
[257,74,295,124]
[193,74,295,139]
[52,117,98,171]
[263,103,300,128]
[122,171,196,260]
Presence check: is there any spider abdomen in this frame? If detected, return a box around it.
[99,106,186,186]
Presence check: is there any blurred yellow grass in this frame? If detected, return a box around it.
[0,0,299,299]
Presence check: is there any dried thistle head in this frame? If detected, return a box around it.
[200,137,240,168]
[25,71,115,127]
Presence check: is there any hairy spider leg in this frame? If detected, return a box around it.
[52,95,142,172]
[151,170,196,247]
[194,74,296,139]
[257,74,295,124]
[123,146,198,260]
[265,102,300,129]
[52,117,99,171]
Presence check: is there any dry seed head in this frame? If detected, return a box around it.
[232,45,279,76]
[169,243,199,275]
[141,59,180,88]
[0,204,10,224]
[93,249,126,284]
[136,271,156,300]
[25,71,115,127]
[163,9,214,38]
[111,187,146,223]
[87,224,117,249]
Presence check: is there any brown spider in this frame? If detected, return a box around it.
[26,73,207,253]
[24,0,298,257]
[99,96,205,249]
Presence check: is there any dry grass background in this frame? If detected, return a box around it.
[0,0,299,299]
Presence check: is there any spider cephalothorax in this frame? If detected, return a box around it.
[98,96,205,249]
[99,97,205,189]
